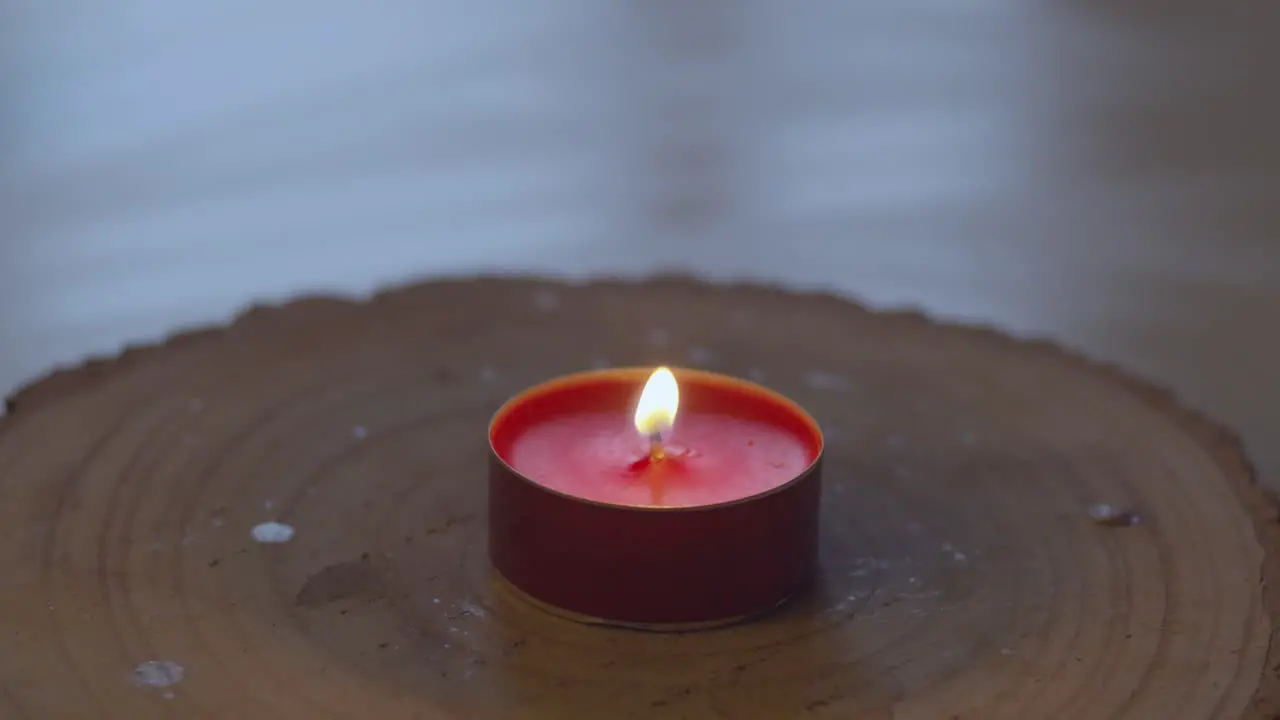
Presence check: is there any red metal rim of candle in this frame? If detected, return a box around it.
[487,367,824,631]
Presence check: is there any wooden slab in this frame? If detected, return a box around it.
[0,277,1275,719]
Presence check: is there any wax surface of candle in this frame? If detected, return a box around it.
[506,411,813,507]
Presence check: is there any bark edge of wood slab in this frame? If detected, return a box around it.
[0,275,1275,719]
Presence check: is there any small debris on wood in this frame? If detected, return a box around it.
[132,660,185,688]
[251,521,296,543]
[1088,503,1141,527]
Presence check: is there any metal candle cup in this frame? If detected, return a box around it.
[488,367,823,630]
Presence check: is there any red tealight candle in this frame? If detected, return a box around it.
[488,366,824,630]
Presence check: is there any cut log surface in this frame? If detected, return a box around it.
[0,277,1275,719]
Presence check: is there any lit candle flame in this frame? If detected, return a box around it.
[634,367,679,442]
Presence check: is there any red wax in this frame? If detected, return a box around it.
[490,368,822,508]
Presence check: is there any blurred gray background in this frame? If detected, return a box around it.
[1,1,1278,481]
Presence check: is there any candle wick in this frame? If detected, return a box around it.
[649,432,666,462]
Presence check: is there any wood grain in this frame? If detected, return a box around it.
[0,277,1274,718]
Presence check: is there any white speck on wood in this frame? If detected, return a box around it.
[1088,503,1141,526]
[647,328,669,347]
[251,522,295,544]
[829,589,871,613]
[1088,503,1121,520]
[850,557,891,576]
[211,517,225,528]
[263,500,274,510]
[941,542,967,563]
[478,365,500,384]
[1001,648,1016,656]
[133,660,185,688]
[533,289,560,312]
[162,691,175,700]
[458,600,486,618]
[804,371,849,391]
[352,425,369,439]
